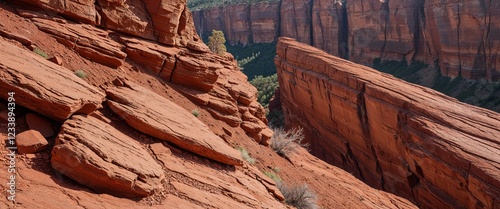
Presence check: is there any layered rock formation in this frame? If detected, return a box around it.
[106,80,243,166]
[0,0,420,208]
[52,115,165,197]
[192,1,280,45]
[275,38,500,208]
[17,0,199,46]
[0,40,105,121]
[192,0,500,81]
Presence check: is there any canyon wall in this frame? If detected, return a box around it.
[275,38,500,208]
[192,0,500,81]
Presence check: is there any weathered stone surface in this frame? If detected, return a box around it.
[98,0,155,40]
[118,36,180,75]
[171,52,221,92]
[106,80,243,166]
[51,115,165,197]
[16,130,48,154]
[144,0,200,46]
[25,113,55,138]
[275,38,500,209]
[18,0,98,24]
[187,41,210,52]
[0,40,104,121]
[48,56,63,65]
[32,18,126,68]
[0,28,32,46]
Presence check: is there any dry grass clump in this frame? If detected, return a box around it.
[236,147,255,165]
[271,127,307,156]
[278,183,319,209]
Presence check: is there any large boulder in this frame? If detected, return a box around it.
[51,115,165,197]
[0,40,105,121]
[106,80,243,166]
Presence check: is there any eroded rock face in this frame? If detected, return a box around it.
[16,0,200,46]
[275,38,500,209]
[106,80,243,166]
[32,18,127,68]
[0,40,104,121]
[192,1,280,45]
[51,115,165,197]
[17,0,98,24]
[193,0,500,81]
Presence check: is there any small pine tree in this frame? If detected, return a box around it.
[208,30,227,55]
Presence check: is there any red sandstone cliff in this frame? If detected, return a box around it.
[275,37,500,209]
[192,0,500,81]
[0,0,418,208]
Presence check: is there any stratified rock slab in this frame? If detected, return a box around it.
[0,40,104,121]
[51,115,165,197]
[275,38,500,209]
[106,80,243,166]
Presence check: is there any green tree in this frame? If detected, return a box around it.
[208,30,227,55]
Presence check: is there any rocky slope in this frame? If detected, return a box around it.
[192,0,500,81]
[0,1,417,208]
[275,37,500,209]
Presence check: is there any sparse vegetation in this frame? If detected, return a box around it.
[208,30,227,55]
[33,47,49,59]
[278,183,319,209]
[271,127,307,157]
[237,52,260,69]
[236,147,255,164]
[188,0,280,11]
[191,109,200,117]
[263,169,282,183]
[74,70,87,79]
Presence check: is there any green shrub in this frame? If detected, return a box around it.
[227,42,277,79]
[33,48,49,59]
[271,127,307,157]
[250,74,279,108]
[191,109,200,117]
[74,70,87,79]
[236,147,255,164]
[278,183,319,209]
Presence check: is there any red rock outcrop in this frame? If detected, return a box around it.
[15,0,200,46]
[52,115,165,197]
[32,18,127,68]
[276,38,500,208]
[17,0,98,24]
[106,80,243,166]
[192,0,500,81]
[0,40,104,121]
